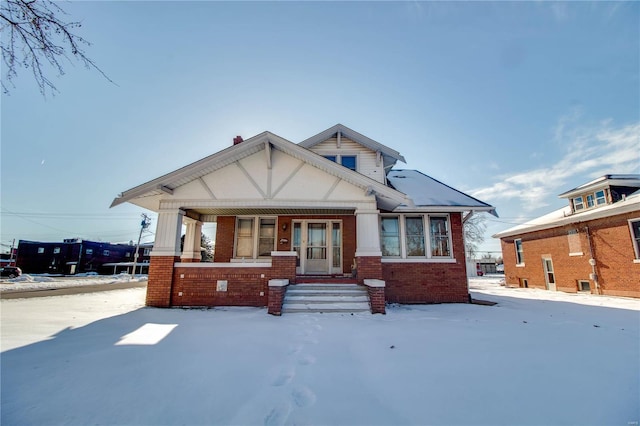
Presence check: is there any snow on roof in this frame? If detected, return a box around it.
[558,174,640,198]
[387,170,497,215]
[493,190,640,239]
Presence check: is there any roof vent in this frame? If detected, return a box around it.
[233,136,243,145]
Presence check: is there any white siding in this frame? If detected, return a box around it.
[309,137,385,184]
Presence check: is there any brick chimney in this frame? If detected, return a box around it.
[233,136,243,145]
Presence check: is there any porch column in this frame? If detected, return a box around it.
[355,208,383,282]
[181,217,203,263]
[147,209,184,307]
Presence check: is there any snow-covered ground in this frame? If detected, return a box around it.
[1,276,638,425]
[0,273,148,292]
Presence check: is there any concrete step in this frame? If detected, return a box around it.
[282,283,371,314]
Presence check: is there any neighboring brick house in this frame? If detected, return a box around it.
[494,175,640,298]
[111,124,496,312]
[16,239,152,275]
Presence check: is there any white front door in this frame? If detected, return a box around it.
[293,221,342,275]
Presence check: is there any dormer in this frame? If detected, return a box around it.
[559,174,640,214]
[299,124,406,185]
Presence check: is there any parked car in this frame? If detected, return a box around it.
[0,266,22,278]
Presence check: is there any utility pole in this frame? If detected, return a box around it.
[9,239,15,265]
[131,213,151,279]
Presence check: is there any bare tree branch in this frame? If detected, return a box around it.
[464,213,487,260]
[1,0,114,96]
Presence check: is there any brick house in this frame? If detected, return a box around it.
[111,124,496,313]
[493,175,640,298]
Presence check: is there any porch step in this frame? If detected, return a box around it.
[282,283,370,314]
[295,276,357,284]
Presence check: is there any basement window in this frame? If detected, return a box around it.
[577,280,591,292]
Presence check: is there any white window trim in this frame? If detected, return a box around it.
[234,216,277,259]
[514,238,525,266]
[379,213,454,260]
[573,196,584,211]
[628,218,640,260]
[316,150,360,172]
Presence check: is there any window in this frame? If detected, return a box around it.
[380,214,453,259]
[341,155,357,171]
[380,217,400,257]
[586,194,594,208]
[595,190,606,205]
[519,278,528,288]
[322,154,357,171]
[405,217,426,256]
[37,247,44,254]
[577,280,590,292]
[515,239,524,265]
[236,218,254,258]
[258,218,276,257]
[86,248,93,255]
[630,219,640,260]
[125,252,131,257]
[53,247,61,254]
[143,248,151,256]
[103,250,110,256]
[235,217,277,259]
[429,216,450,257]
[573,196,584,211]
[332,223,341,268]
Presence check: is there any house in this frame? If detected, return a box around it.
[493,175,640,298]
[111,124,496,313]
[16,239,152,275]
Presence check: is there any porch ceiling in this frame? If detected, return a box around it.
[191,207,357,218]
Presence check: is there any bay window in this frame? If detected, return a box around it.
[379,214,453,260]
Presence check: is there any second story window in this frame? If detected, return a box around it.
[573,196,584,212]
[595,190,606,205]
[340,155,357,171]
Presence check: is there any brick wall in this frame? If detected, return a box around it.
[366,286,386,314]
[356,256,382,281]
[382,213,469,304]
[272,254,296,283]
[501,211,640,298]
[214,216,235,262]
[147,256,179,307]
[171,266,270,307]
[268,285,286,316]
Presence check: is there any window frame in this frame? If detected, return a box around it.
[514,239,524,266]
[234,216,278,260]
[53,247,61,254]
[573,196,584,212]
[86,248,93,255]
[37,247,45,254]
[595,189,606,205]
[318,151,359,172]
[379,213,454,261]
[103,250,110,256]
[629,218,640,261]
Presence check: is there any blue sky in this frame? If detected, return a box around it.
[2,1,638,257]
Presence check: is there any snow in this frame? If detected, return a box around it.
[0,273,148,292]
[2,276,638,425]
[387,169,496,215]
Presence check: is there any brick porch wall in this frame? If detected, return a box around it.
[147,256,179,307]
[356,256,382,282]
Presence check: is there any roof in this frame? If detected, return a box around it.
[387,170,498,216]
[558,174,640,198]
[298,124,406,169]
[493,190,640,239]
[111,130,410,211]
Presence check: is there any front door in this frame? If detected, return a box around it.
[293,221,342,275]
[542,257,556,291]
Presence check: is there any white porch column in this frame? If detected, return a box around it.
[181,218,203,262]
[354,208,382,257]
[151,209,185,257]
